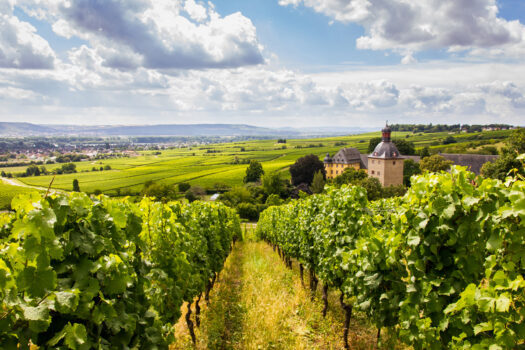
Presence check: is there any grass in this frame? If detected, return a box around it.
[1,129,511,195]
[0,182,42,210]
[172,235,404,349]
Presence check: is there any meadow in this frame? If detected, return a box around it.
[1,129,511,196]
[0,182,42,210]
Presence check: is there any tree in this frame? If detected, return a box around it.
[265,194,283,206]
[367,137,382,153]
[507,127,525,153]
[289,154,325,186]
[481,151,524,180]
[219,187,254,207]
[392,139,416,155]
[25,165,40,177]
[368,137,415,155]
[442,135,457,145]
[334,168,367,187]
[420,154,454,173]
[356,177,382,201]
[244,160,264,183]
[72,179,80,192]
[419,146,431,158]
[311,170,326,194]
[178,182,191,192]
[262,173,286,196]
[403,159,421,186]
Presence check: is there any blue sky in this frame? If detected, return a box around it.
[1,0,525,127]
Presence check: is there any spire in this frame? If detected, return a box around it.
[381,121,392,142]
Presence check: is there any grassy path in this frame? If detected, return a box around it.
[172,238,393,350]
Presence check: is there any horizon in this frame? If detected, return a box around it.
[1,1,525,127]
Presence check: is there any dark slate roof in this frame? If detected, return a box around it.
[402,154,498,175]
[440,153,499,175]
[369,141,402,159]
[332,148,362,164]
[324,152,332,163]
[360,154,369,169]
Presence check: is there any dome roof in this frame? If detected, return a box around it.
[370,141,402,159]
[323,152,332,163]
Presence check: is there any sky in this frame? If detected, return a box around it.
[1,0,525,128]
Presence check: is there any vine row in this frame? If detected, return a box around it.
[0,192,241,349]
[257,167,525,349]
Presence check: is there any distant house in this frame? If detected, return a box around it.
[324,124,499,187]
[210,193,220,201]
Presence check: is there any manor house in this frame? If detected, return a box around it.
[324,124,499,187]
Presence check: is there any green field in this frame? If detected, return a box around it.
[0,182,42,210]
[0,129,511,195]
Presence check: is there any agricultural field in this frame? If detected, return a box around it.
[0,182,42,210]
[0,129,511,195]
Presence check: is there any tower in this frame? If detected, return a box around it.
[368,123,404,186]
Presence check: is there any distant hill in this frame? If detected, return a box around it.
[0,122,373,137]
[0,123,298,137]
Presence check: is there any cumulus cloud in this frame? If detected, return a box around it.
[29,0,265,70]
[279,0,525,59]
[0,12,56,69]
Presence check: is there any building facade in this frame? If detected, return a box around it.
[367,124,404,186]
[324,124,404,186]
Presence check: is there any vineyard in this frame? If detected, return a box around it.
[1,165,524,349]
[0,192,241,349]
[257,166,525,349]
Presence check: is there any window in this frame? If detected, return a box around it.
[371,170,375,175]
[372,160,375,164]
[378,171,380,176]
[393,161,396,165]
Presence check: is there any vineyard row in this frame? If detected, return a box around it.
[0,192,241,349]
[257,167,525,349]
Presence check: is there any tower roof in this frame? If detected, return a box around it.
[370,141,402,159]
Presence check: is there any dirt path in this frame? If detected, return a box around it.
[171,238,390,349]
[1,177,63,193]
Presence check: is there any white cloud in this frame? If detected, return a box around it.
[279,0,525,60]
[33,0,265,70]
[0,12,56,69]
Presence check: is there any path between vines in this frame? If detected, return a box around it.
[172,233,393,350]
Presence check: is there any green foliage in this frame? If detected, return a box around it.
[367,137,382,153]
[0,192,240,348]
[244,160,264,183]
[403,158,421,186]
[507,127,525,153]
[141,181,176,202]
[178,182,191,192]
[262,173,286,197]
[419,146,431,158]
[25,164,41,177]
[392,138,416,155]
[368,137,415,155]
[72,179,80,192]
[219,186,254,207]
[289,154,325,186]
[442,135,457,145]
[257,167,525,349]
[481,151,524,180]
[310,170,325,194]
[333,167,367,187]
[420,154,454,172]
[265,194,283,206]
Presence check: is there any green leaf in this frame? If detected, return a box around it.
[64,323,88,350]
[495,294,511,312]
[55,291,79,313]
[21,304,49,321]
[17,266,56,298]
[474,322,493,335]
[443,204,456,219]
[486,233,503,251]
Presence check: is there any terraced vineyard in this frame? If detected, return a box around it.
[2,129,511,195]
